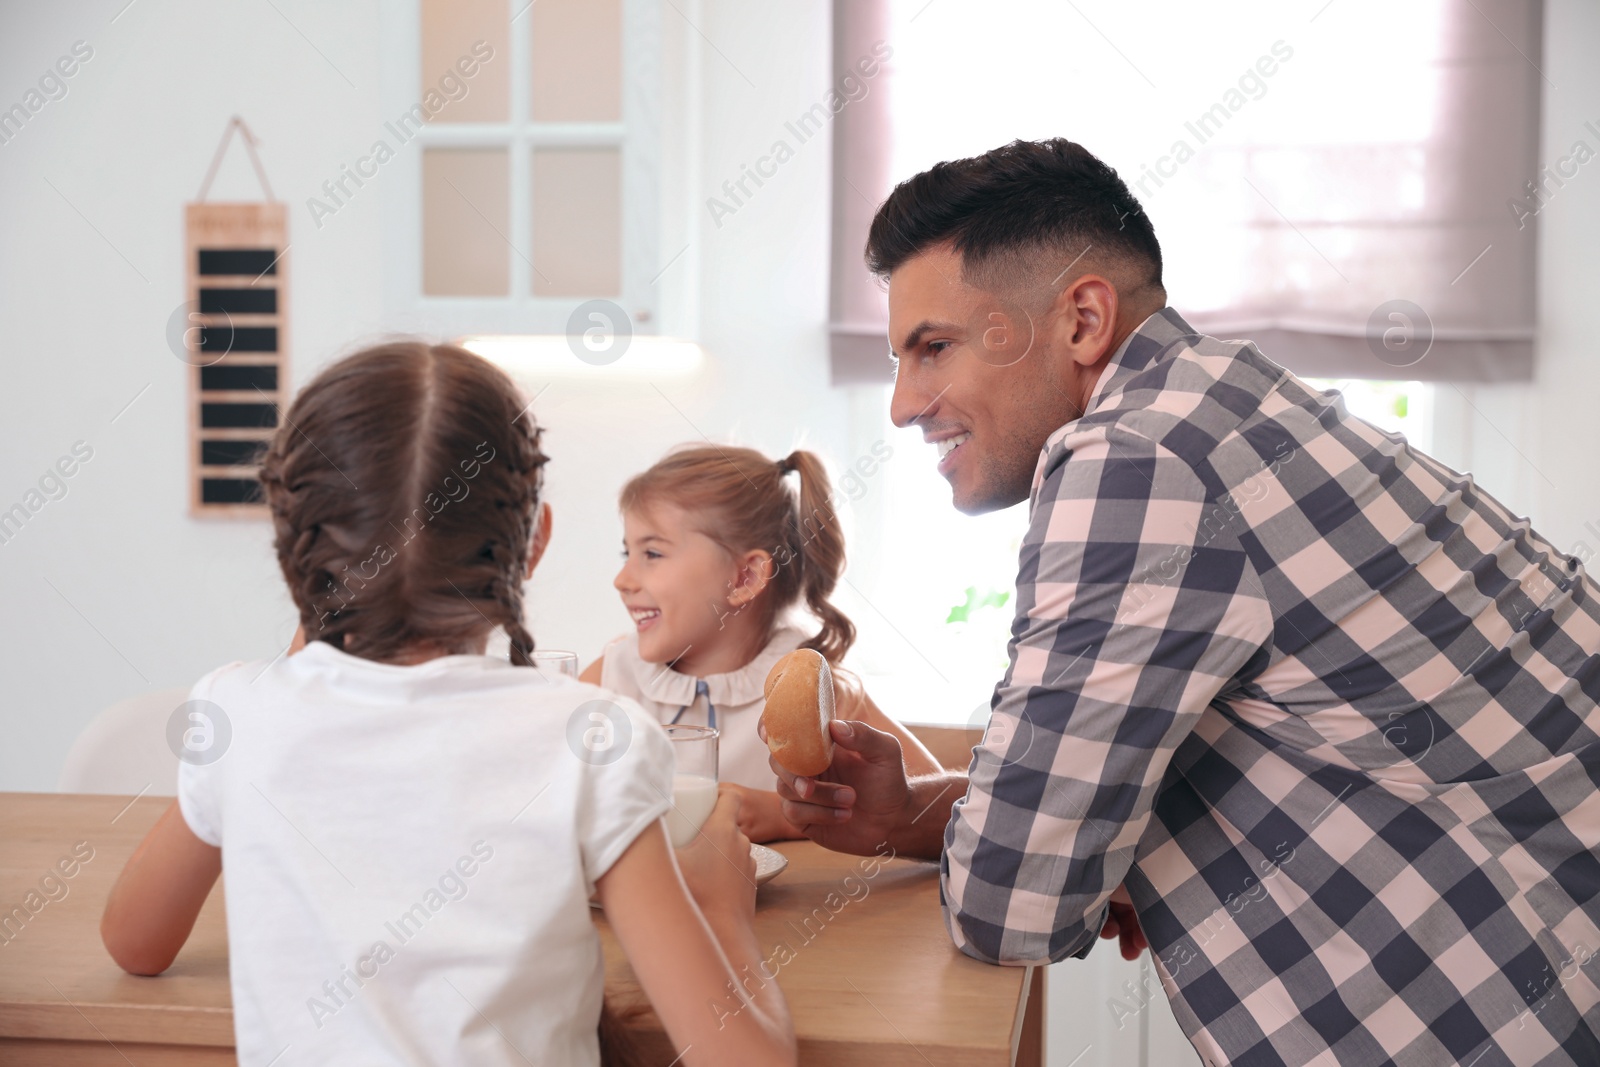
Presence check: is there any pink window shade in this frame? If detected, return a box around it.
[829,0,1543,385]
[829,0,897,385]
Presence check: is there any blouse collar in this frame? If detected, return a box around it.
[625,624,810,708]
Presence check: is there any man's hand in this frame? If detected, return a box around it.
[1099,885,1147,961]
[768,719,954,858]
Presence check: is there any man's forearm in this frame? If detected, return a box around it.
[889,772,967,860]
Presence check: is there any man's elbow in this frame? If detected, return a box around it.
[947,904,1015,964]
[945,903,1098,966]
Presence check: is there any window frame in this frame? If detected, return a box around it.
[379,0,661,336]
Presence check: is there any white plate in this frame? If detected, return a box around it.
[751,843,788,887]
[591,843,788,909]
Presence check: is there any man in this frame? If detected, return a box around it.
[775,139,1600,1065]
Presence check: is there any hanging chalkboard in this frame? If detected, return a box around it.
[184,117,288,518]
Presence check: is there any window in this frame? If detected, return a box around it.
[877,0,1537,382]
[835,0,1492,720]
[1300,379,1435,456]
[845,377,1436,728]
[379,0,659,337]
[841,388,1029,729]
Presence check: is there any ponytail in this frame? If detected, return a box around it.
[777,450,856,664]
[620,444,859,665]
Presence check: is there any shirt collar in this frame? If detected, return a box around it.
[1081,306,1199,418]
[625,624,810,708]
[1028,306,1201,499]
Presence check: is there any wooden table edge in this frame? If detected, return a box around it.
[0,1001,236,1048]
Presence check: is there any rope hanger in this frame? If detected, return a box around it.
[195,116,276,203]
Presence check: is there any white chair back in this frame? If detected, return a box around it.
[56,686,192,796]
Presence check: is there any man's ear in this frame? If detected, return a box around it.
[727,549,774,607]
[1050,273,1120,369]
[526,502,553,578]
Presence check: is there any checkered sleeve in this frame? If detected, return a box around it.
[940,424,1275,964]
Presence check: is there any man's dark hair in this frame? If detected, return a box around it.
[865,138,1162,295]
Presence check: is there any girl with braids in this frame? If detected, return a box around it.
[100,342,796,1067]
[581,445,941,844]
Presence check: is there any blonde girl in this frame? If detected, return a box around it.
[581,445,941,843]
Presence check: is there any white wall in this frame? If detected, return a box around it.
[0,1,390,792]
[0,0,853,792]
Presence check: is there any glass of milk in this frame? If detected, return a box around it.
[529,650,579,679]
[664,724,719,848]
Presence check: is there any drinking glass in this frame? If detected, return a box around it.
[530,650,579,680]
[664,724,719,848]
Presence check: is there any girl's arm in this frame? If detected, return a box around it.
[720,782,806,844]
[579,654,603,685]
[837,675,945,778]
[101,799,222,975]
[596,793,796,1067]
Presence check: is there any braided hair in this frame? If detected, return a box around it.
[257,340,547,665]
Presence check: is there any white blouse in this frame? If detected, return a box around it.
[600,624,810,791]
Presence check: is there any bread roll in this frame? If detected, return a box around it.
[761,648,835,776]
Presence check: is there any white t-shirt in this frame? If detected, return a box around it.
[177,641,673,1067]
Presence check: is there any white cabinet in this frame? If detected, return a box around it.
[1046,951,1199,1067]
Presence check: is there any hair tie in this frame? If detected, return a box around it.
[775,456,796,476]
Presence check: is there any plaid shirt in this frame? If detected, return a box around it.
[941,308,1600,1066]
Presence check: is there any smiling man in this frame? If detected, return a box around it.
[773,139,1600,1066]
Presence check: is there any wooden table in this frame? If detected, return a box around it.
[0,793,1042,1065]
